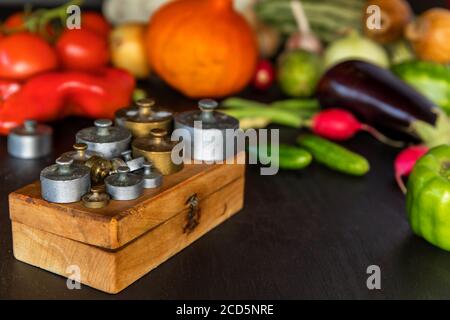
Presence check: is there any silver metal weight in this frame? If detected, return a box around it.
[8,120,53,159]
[40,157,91,203]
[76,119,132,159]
[174,99,239,161]
[140,161,162,189]
[61,143,102,164]
[105,166,143,200]
[121,150,145,172]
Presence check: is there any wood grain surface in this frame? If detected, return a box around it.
[12,177,244,293]
[9,152,245,249]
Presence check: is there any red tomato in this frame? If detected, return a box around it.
[4,12,55,36]
[0,32,59,80]
[3,12,25,29]
[81,12,111,37]
[56,29,109,70]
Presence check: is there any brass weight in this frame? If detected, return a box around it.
[123,99,173,138]
[82,185,110,209]
[132,128,183,176]
[84,156,113,185]
[84,156,126,185]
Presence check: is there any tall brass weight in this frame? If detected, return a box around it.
[132,128,183,176]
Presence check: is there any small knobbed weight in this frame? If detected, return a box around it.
[110,157,127,173]
[116,98,173,137]
[174,99,239,161]
[76,119,132,159]
[105,166,144,200]
[40,157,90,203]
[84,155,129,185]
[85,155,113,185]
[7,120,53,159]
[132,128,183,175]
[82,185,110,209]
[141,161,162,189]
[115,106,138,127]
[121,150,145,172]
[61,143,102,164]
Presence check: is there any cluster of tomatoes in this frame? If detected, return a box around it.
[0,11,111,81]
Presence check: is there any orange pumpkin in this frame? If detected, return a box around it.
[146,0,258,98]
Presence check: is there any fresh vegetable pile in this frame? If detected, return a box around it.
[220,0,450,250]
[0,0,135,134]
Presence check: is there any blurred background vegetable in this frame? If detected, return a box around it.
[307,108,404,147]
[146,0,258,98]
[221,97,319,129]
[277,49,322,97]
[110,23,150,79]
[285,0,322,54]
[0,32,59,80]
[394,145,429,193]
[298,134,370,176]
[406,145,450,251]
[323,31,389,68]
[392,60,450,114]
[0,68,135,134]
[363,0,413,44]
[56,28,110,70]
[388,40,415,65]
[406,8,450,63]
[252,59,275,91]
[81,11,111,37]
[249,144,312,170]
[254,0,365,43]
[0,0,137,133]
[316,60,441,144]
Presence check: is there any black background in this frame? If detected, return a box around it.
[1,0,449,300]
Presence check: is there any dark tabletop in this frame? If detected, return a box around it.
[1,0,450,300]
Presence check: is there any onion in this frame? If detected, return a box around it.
[110,23,150,78]
[406,8,450,64]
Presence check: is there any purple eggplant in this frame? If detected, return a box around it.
[316,60,438,141]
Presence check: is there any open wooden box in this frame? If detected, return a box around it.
[9,152,245,294]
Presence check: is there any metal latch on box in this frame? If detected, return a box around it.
[184,194,199,234]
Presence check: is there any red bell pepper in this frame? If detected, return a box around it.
[0,67,135,134]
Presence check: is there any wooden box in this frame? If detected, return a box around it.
[9,152,245,294]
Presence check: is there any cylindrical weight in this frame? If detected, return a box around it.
[76,119,131,159]
[8,120,53,159]
[40,157,90,203]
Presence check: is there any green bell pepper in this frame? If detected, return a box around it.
[406,145,450,251]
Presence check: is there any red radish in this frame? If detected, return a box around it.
[308,109,405,147]
[253,60,275,91]
[394,145,429,194]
